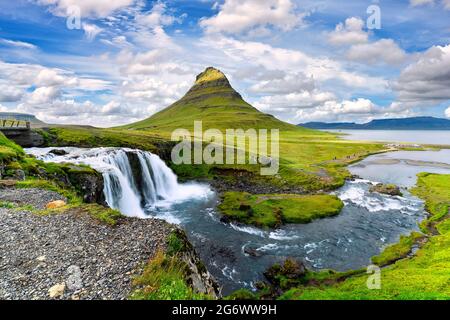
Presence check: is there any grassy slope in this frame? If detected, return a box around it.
[0,132,24,161]
[219,192,344,228]
[279,173,450,300]
[45,68,384,191]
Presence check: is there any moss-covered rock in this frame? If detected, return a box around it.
[370,183,403,196]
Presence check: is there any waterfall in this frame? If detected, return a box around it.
[25,147,211,218]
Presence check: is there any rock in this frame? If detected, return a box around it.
[48,283,65,298]
[264,258,306,284]
[0,180,17,187]
[46,200,67,209]
[66,167,105,204]
[11,169,25,181]
[281,258,306,279]
[370,183,403,196]
[244,247,262,257]
[36,255,46,262]
[49,149,68,156]
[66,265,83,291]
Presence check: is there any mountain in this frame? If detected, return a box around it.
[123,67,298,132]
[300,117,450,130]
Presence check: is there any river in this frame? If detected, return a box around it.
[25,146,450,295]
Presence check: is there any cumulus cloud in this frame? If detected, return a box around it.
[295,98,379,123]
[27,86,60,105]
[393,44,450,104]
[35,0,135,18]
[346,39,407,65]
[204,36,388,92]
[446,106,450,118]
[328,17,368,46]
[0,84,23,102]
[200,0,304,34]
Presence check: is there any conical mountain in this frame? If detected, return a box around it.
[124,67,298,132]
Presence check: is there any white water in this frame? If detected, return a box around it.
[25,147,212,218]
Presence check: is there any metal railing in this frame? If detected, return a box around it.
[0,119,31,129]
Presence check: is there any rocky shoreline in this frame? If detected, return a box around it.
[0,186,218,300]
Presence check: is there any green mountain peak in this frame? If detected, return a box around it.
[123,67,298,132]
[195,67,228,85]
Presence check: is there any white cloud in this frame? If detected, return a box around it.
[135,2,178,28]
[409,0,450,9]
[445,106,450,118]
[410,0,434,7]
[346,39,407,65]
[0,38,37,49]
[27,86,60,105]
[393,44,450,104]
[295,98,379,123]
[200,0,303,34]
[82,23,103,41]
[204,36,388,92]
[0,84,23,102]
[249,73,315,94]
[35,0,135,18]
[328,17,368,46]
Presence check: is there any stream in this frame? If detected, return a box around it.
[25,147,450,294]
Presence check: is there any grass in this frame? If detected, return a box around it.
[0,132,24,162]
[130,250,209,300]
[371,232,423,267]
[218,192,344,228]
[276,173,450,300]
[0,201,16,209]
[80,204,123,226]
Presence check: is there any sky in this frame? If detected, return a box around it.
[0,0,449,127]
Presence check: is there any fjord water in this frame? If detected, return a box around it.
[323,129,450,145]
[26,147,449,294]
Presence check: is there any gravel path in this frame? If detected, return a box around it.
[0,188,66,210]
[0,188,175,300]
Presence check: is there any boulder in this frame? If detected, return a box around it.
[370,183,403,196]
[46,200,67,209]
[48,283,65,298]
[49,149,68,156]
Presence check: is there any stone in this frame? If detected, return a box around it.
[66,265,83,291]
[36,255,46,262]
[244,247,263,257]
[48,283,65,298]
[49,149,68,156]
[370,183,403,196]
[46,200,67,209]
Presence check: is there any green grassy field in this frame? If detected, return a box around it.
[275,173,450,300]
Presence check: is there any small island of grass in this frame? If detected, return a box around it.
[218,192,344,228]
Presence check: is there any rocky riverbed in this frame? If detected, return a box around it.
[0,187,175,300]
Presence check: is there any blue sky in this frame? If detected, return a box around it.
[0,0,449,126]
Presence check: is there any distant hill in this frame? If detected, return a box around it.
[300,117,450,130]
[0,112,46,126]
[123,67,300,132]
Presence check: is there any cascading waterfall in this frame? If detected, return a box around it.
[25,147,211,218]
